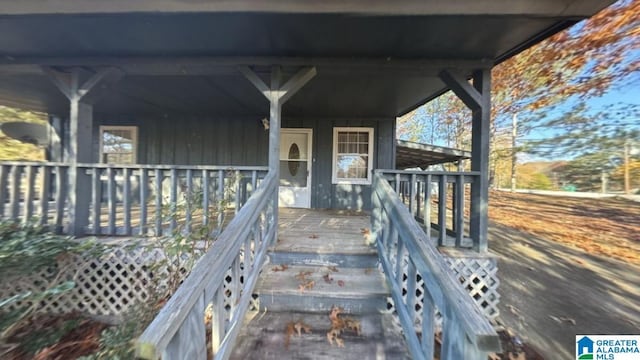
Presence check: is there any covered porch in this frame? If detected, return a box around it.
[0,1,614,359]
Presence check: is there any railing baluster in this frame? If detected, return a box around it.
[10,165,21,219]
[169,168,177,233]
[140,168,148,236]
[107,167,116,234]
[210,287,225,356]
[0,165,8,218]
[455,174,465,247]
[409,173,417,218]
[22,165,35,223]
[155,169,163,236]
[421,287,435,359]
[251,170,257,197]
[123,167,132,235]
[406,259,417,324]
[217,170,224,228]
[234,170,241,213]
[54,166,65,234]
[202,169,209,227]
[438,174,447,246]
[39,166,51,227]
[185,169,193,233]
[91,168,101,234]
[424,174,432,235]
[395,236,405,285]
[441,313,463,360]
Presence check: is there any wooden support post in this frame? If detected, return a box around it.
[44,66,124,236]
[439,68,491,252]
[470,69,491,253]
[239,64,316,235]
[68,98,93,235]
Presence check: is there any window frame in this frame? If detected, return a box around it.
[99,125,138,164]
[331,127,374,185]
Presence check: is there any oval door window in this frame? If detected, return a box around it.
[288,143,300,176]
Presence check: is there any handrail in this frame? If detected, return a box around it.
[372,172,500,359]
[136,172,278,359]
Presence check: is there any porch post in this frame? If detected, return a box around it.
[470,69,491,253]
[438,68,491,252]
[269,67,282,227]
[44,67,123,235]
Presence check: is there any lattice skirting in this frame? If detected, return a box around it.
[385,248,499,329]
[0,245,242,318]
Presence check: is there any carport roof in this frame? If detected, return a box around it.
[396,139,471,169]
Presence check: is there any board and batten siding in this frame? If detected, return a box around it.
[91,116,395,210]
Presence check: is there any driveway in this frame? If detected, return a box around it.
[490,221,640,359]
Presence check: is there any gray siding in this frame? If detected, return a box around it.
[92,115,395,210]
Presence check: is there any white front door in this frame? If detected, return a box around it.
[279,129,312,208]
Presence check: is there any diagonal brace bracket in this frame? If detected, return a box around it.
[438,69,483,111]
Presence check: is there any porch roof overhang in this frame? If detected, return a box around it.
[0,0,614,117]
[396,139,471,169]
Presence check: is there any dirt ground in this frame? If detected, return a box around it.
[489,191,640,359]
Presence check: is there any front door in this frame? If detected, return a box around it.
[279,129,312,208]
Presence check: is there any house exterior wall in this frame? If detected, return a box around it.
[90,115,395,210]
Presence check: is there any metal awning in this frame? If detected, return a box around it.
[396,139,470,169]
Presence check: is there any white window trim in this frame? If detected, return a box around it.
[99,125,138,164]
[332,127,374,185]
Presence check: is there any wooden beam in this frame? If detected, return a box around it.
[43,66,124,102]
[238,66,271,100]
[0,0,610,17]
[42,67,72,100]
[278,66,317,104]
[438,69,482,111]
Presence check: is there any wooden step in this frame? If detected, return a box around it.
[255,264,390,313]
[230,311,411,360]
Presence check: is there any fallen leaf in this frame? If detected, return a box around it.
[272,264,289,272]
[323,273,334,284]
[309,234,319,239]
[337,280,345,287]
[327,266,339,273]
[361,228,370,235]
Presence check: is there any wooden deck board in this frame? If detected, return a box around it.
[230,312,410,360]
[275,209,376,255]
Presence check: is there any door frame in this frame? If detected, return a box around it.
[279,128,313,208]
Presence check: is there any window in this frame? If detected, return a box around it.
[332,127,374,184]
[99,126,138,164]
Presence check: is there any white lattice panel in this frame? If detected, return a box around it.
[384,249,499,331]
[0,246,196,317]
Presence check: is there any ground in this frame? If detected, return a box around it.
[489,191,640,359]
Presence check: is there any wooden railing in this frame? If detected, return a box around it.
[0,162,69,232]
[77,164,268,236]
[136,172,278,359]
[372,172,500,359]
[0,161,268,236]
[377,170,480,249]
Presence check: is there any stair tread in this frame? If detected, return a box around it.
[256,264,389,298]
[230,311,410,360]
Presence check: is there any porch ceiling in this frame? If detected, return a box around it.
[0,1,614,117]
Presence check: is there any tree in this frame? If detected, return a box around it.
[0,106,47,161]
[398,0,640,183]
